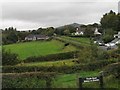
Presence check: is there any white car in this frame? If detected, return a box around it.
[105,43,115,47]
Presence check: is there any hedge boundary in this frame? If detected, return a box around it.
[24,51,78,63]
[2,59,117,73]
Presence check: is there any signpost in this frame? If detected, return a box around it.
[79,75,103,89]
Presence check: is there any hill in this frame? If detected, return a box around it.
[56,23,82,29]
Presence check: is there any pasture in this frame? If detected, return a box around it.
[3,40,76,59]
[61,36,91,46]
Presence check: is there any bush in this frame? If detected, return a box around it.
[103,62,120,79]
[2,72,56,88]
[2,59,117,73]
[24,51,78,63]
[2,49,20,65]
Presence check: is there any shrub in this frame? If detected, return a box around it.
[2,72,56,88]
[103,62,120,79]
[2,48,20,65]
[2,59,117,73]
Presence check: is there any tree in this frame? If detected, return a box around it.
[100,10,119,31]
[46,27,55,36]
[102,29,114,43]
[2,27,19,44]
[84,26,94,37]
[63,29,70,35]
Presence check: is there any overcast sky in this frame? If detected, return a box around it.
[0,0,119,31]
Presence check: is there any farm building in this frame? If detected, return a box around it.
[25,34,49,41]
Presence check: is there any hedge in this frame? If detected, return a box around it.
[24,51,79,63]
[103,62,120,78]
[2,59,117,73]
[2,72,56,88]
[2,72,56,79]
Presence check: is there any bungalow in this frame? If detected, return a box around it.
[25,34,49,41]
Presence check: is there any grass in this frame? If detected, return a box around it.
[17,59,77,67]
[52,71,119,88]
[52,71,100,88]
[3,40,76,59]
[61,36,91,46]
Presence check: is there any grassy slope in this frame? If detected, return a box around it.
[52,71,119,88]
[52,71,99,88]
[61,36,91,46]
[3,40,76,59]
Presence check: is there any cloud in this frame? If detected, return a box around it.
[1,1,118,30]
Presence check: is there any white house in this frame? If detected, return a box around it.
[94,28,101,35]
[74,27,84,35]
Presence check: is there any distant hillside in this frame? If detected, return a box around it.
[56,23,82,29]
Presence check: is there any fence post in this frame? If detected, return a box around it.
[79,78,83,90]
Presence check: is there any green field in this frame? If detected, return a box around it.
[3,40,76,59]
[61,36,91,46]
[52,71,99,88]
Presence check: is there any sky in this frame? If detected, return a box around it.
[0,0,119,31]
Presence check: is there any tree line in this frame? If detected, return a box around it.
[2,10,120,45]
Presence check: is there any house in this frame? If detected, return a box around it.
[94,28,101,35]
[74,27,84,35]
[25,34,49,41]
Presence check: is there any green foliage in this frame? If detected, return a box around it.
[103,62,120,79]
[2,59,117,73]
[2,48,20,65]
[22,59,75,67]
[63,29,70,35]
[24,51,78,63]
[100,10,119,31]
[31,27,55,36]
[2,72,56,88]
[78,43,98,63]
[102,29,114,43]
[84,26,94,37]
[2,27,18,45]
